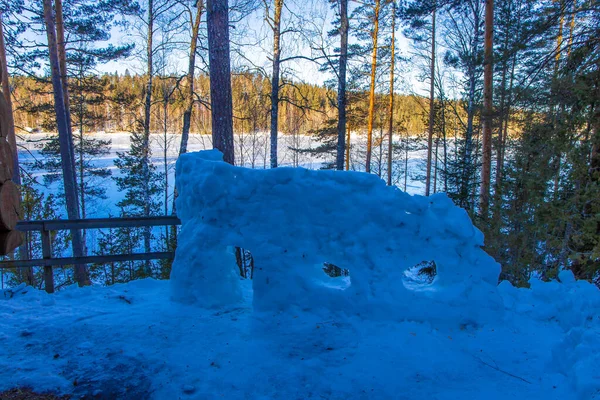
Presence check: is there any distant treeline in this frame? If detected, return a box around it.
[11,72,428,136]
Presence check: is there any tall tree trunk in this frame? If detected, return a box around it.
[55,0,77,187]
[42,0,88,286]
[0,15,19,184]
[269,0,283,168]
[345,122,350,170]
[404,127,408,191]
[460,6,481,210]
[479,0,494,217]
[173,3,203,215]
[78,106,87,254]
[387,1,396,186]
[207,0,235,164]
[494,5,510,192]
[142,0,154,276]
[180,2,204,156]
[566,0,575,56]
[365,0,380,173]
[163,89,169,228]
[548,0,565,201]
[433,136,439,192]
[336,0,348,171]
[441,97,448,192]
[425,7,436,195]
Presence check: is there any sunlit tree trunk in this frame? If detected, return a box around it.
[269,0,283,168]
[336,0,348,171]
[425,7,435,195]
[365,0,380,173]
[387,1,396,186]
[0,15,19,184]
[180,2,204,156]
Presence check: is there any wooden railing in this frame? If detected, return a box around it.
[0,216,181,293]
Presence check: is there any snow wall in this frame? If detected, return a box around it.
[171,150,503,324]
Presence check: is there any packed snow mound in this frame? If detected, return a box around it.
[498,270,600,330]
[171,150,502,323]
[499,270,600,399]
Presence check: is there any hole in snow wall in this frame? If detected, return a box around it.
[170,150,502,321]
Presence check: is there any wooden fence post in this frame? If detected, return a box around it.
[41,228,54,294]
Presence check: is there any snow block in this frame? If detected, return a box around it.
[171,150,502,323]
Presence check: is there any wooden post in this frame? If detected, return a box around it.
[41,228,54,293]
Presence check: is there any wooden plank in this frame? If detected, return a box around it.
[16,216,181,232]
[0,251,175,269]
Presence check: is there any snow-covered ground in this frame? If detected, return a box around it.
[0,275,598,399]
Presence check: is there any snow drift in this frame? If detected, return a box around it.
[171,150,502,323]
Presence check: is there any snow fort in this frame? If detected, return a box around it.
[171,150,502,323]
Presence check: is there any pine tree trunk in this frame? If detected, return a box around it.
[207,0,235,164]
[163,92,169,227]
[345,122,350,170]
[433,136,439,193]
[180,2,204,156]
[173,4,203,215]
[365,0,380,173]
[425,7,436,195]
[54,0,77,187]
[269,0,283,168]
[387,1,396,186]
[441,97,448,192]
[78,117,87,255]
[479,0,494,217]
[494,9,510,193]
[42,0,88,286]
[142,0,154,276]
[336,0,348,171]
[460,5,481,210]
[0,15,19,185]
[566,1,575,56]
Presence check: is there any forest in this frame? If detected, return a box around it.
[0,0,598,290]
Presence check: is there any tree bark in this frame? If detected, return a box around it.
[207,0,235,164]
[365,0,380,173]
[54,0,77,187]
[460,3,481,210]
[0,14,19,184]
[142,0,154,276]
[345,122,350,170]
[425,7,436,195]
[479,0,494,217]
[42,0,88,286]
[335,0,348,171]
[269,0,283,168]
[180,2,204,156]
[387,1,396,186]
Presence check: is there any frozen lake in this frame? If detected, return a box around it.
[17,131,429,219]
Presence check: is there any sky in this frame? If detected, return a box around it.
[94,0,429,96]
